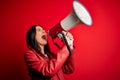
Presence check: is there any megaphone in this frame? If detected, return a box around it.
[49,0,92,39]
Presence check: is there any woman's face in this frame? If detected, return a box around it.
[35,26,47,46]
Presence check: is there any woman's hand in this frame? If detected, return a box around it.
[62,31,74,50]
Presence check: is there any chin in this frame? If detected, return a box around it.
[44,41,47,45]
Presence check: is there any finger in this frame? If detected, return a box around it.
[66,34,73,39]
[62,31,67,35]
[66,32,72,37]
[62,31,74,41]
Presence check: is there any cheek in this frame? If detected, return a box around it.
[35,33,42,43]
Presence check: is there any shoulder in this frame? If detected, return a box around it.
[24,49,35,54]
[24,49,37,58]
[24,49,42,62]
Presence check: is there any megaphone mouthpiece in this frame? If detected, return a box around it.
[48,23,64,39]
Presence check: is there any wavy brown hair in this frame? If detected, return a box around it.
[26,25,51,54]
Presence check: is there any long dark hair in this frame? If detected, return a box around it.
[26,25,51,54]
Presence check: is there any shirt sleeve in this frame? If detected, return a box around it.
[24,46,69,77]
[62,50,75,74]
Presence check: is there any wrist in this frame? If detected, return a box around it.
[70,45,74,50]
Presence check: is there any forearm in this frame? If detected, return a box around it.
[62,50,75,74]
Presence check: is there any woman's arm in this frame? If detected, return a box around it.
[61,31,75,74]
[62,51,75,74]
[24,46,69,77]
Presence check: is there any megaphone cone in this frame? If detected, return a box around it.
[49,0,92,39]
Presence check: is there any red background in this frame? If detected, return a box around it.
[0,0,120,80]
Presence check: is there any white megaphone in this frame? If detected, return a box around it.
[49,0,92,39]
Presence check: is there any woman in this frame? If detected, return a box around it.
[24,25,75,80]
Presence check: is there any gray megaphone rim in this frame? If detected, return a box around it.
[73,0,92,26]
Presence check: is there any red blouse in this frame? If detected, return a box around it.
[24,46,74,80]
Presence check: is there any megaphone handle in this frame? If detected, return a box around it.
[60,32,72,56]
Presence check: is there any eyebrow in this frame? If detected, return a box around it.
[36,27,44,30]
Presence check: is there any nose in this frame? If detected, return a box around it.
[42,29,46,33]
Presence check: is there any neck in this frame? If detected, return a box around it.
[39,45,45,55]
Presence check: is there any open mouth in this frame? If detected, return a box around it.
[41,35,46,40]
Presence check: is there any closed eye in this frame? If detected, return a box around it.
[36,28,44,31]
